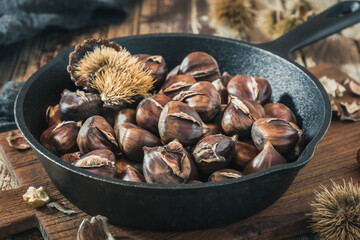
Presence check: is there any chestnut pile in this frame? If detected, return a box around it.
[40,51,303,184]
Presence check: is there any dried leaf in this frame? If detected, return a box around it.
[319,76,346,98]
[6,130,30,150]
[77,215,115,240]
[47,202,77,215]
[23,186,51,208]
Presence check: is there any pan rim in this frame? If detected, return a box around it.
[15,33,332,190]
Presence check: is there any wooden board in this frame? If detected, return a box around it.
[0,115,359,240]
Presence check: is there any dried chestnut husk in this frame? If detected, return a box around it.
[136,94,171,135]
[233,141,259,171]
[203,123,223,138]
[161,75,196,99]
[264,103,297,124]
[60,151,82,164]
[173,81,221,122]
[158,101,209,146]
[116,123,162,162]
[179,52,220,82]
[143,140,191,184]
[135,54,168,88]
[46,104,62,127]
[243,142,286,175]
[77,115,118,154]
[40,121,81,155]
[227,75,271,104]
[73,149,116,178]
[221,97,265,138]
[117,166,145,183]
[192,134,237,174]
[251,118,300,155]
[59,89,103,121]
[208,169,243,182]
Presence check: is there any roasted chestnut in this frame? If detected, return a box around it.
[192,134,236,174]
[221,72,232,88]
[60,151,82,164]
[116,123,162,162]
[45,104,62,127]
[243,142,286,175]
[40,121,81,155]
[208,169,243,182]
[233,141,259,171]
[143,140,191,184]
[221,97,265,138]
[227,75,271,104]
[179,52,220,82]
[212,78,228,104]
[59,89,103,121]
[173,81,221,122]
[136,94,171,135]
[203,123,223,137]
[116,157,143,175]
[134,54,168,88]
[117,166,145,183]
[165,65,180,81]
[77,115,119,154]
[251,118,301,155]
[158,101,209,146]
[73,149,116,178]
[264,103,297,124]
[161,75,196,99]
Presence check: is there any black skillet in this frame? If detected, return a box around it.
[15,1,360,231]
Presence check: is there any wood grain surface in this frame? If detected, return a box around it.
[1,0,360,239]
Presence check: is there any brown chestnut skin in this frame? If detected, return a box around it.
[46,104,62,127]
[161,75,196,99]
[186,180,202,184]
[208,169,243,182]
[134,54,168,88]
[165,65,180,81]
[227,75,271,104]
[212,78,228,104]
[213,104,227,126]
[73,149,117,178]
[233,141,259,171]
[251,118,300,155]
[243,141,286,175]
[117,166,145,183]
[158,101,209,146]
[59,89,103,121]
[221,97,265,138]
[40,121,81,155]
[114,108,136,137]
[264,103,297,124]
[117,123,162,162]
[77,115,119,155]
[221,72,233,88]
[102,103,123,127]
[136,94,171,135]
[192,134,237,174]
[60,151,82,164]
[203,123,223,138]
[289,122,304,158]
[179,52,221,82]
[143,140,191,184]
[116,157,143,175]
[173,81,221,122]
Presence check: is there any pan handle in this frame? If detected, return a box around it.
[257,1,360,58]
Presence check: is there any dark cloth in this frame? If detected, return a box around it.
[0,0,131,46]
[0,81,24,132]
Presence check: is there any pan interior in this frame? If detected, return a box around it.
[20,34,326,164]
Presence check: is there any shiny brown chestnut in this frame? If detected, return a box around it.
[264,103,297,124]
[289,122,304,158]
[227,75,271,104]
[60,151,82,164]
[134,54,168,88]
[212,78,228,104]
[161,75,196,99]
[251,118,301,155]
[158,101,209,146]
[114,108,136,136]
[213,104,227,126]
[77,115,118,155]
[136,94,171,135]
[203,123,223,138]
[165,65,180,81]
[221,97,265,138]
[73,149,116,178]
[143,140,191,184]
[233,141,259,171]
[59,89,103,121]
[179,52,220,82]
[173,81,221,122]
[117,166,145,183]
[102,103,123,127]
[115,157,143,175]
[40,121,81,155]
[208,169,243,182]
[45,104,62,127]
[192,134,237,174]
[243,141,286,175]
[221,72,233,88]
[117,123,162,162]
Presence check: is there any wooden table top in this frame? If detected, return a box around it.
[1,0,360,239]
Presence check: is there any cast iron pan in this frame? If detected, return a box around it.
[15,1,360,231]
